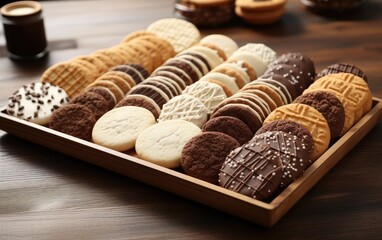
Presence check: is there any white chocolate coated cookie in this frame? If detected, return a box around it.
[136,119,202,168]
[182,81,227,115]
[6,82,69,125]
[92,106,156,151]
[158,94,208,127]
[200,34,238,58]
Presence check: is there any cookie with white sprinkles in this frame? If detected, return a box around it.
[7,82,69,125]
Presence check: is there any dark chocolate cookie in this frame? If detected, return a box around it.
[316,63,368,82]
[85,86,116,110]
[219,141,283,201]
[69,91,110,119]
[293,90,345,139]
[115,94,161,119]
[255,119,315,156]
[210,103,263,134]
[181,132,240,184]
[49,104,97,141]
[202,116,253,145]
[251,131,312,188]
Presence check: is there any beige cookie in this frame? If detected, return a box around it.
[92,106,156,151]
[200,34,238,58]
[182,80,227,115]
[236,43,277,65]
[136,119,202,168]
[263,103,331,161]
[147,18,201,53]
[158,94,208,127]
[200,72,240,94]
[181,45,224,69]
[229,51,268,77]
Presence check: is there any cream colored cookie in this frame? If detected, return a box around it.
[237,43,277,65]
[182,81,227,115]
[181,45,224,69]
[158,94,208,127]
[263,103,330,161]
[147,18,201,53]
[230,51,268,76]
[136,119,202,168]
[200,34,238,58]
[92,106,156,151]
[200,72,240,94]
[213,62,251,84]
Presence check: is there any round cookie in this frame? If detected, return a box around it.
[181,131,240,184]
[147,18,201,53]
[219,139,283,201]
[236,43,277,65]
[210,103,263,134]
[85,86,116,110]
[200,34,238,58]
[92,106,156,152]
[200,72,240,95]
[86,80,124,103]
[6,82,69,125]
[158,94,208,128]
[152,66,193,87]
[111,64,146,85]
[251,131,312,188]
[49,104,96,141]
[263,103,331,161]
[240,83,283,108]
[163,58,199,84]
[70,91,110,119]
[136,119,202,168]
[255,119,315,157]
[316,63,368,82]
[182,80,227,116]
[294,90,345,139]
[230,51,268,77]
[115,94,161,119]
[128,84,169,109]
[202,116,253,145]
[275,52,316,83]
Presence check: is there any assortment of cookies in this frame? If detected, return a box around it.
[4,17,375,203]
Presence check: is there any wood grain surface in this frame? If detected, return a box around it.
[1,0,381,239]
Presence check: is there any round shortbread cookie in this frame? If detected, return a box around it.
[237,43,277,65]
[158,94,208,128]
[182,80,227,115]
[263,103,330,161]
[200,34,238,58]
[136,119,202,168]
[92,106,156,151]
[7,82,69,125]
[147,18,201,53]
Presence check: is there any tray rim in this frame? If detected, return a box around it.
[0,97,381,226]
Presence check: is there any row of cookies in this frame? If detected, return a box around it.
[217,65,372,202]
[39,20,184,98]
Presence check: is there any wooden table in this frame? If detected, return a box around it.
[1,0,381,239]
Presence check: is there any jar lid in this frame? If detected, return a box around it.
[1,1,42,18]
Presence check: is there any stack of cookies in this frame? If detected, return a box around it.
[235,0,287,25]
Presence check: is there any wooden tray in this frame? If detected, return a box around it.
[1,98,381,226]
